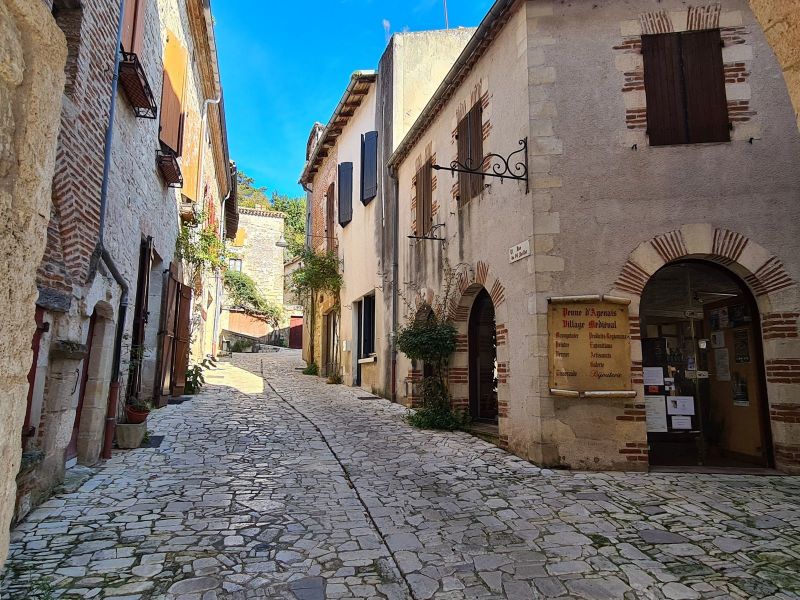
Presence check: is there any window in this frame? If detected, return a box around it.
[228,258,242,272]
[642,30,730,146]
[361,131,378,204]
[415,159,433,236]
[360,294,376,357]
[457,101,484,203]
[159,30,188,156]
[338,162,353,227]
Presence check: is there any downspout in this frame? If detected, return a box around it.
[389,166,399,403]
[99,0,130,459]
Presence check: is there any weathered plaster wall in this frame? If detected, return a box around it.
[749,0,800,129]
[528,0,800,471]
[0,0,66,566]
[395,8,531,454]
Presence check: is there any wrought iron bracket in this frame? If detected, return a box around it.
[432,137,529,194]
[408,224,446,243]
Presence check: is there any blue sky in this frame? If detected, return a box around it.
[214,1,493,198]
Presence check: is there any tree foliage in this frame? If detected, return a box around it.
[289,247,343,304]
[223,270,283,326]
[175,216,226,294]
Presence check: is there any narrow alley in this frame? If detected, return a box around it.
[2,350,798,600]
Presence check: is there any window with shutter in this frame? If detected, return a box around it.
[362,294,376,357]
[457,101,484,203]
[415,159,433,236]
[338,162,353,227]
[642,30,729,146]
[361,131,378,204]
[121,0,147,56]
[159,31,188,155]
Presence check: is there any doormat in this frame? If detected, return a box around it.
[357,396,382,401]
[168,395,191,405]
[141,435,164,448]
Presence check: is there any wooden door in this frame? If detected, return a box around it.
[128,237,153,401]
[171,283,192,396]
[156,264,180,404]
[68,312,96,461]
[289,316,303,349]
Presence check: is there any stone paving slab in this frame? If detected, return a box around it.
[1,351,799,600]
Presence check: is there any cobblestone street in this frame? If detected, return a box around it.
[2,349,799,600]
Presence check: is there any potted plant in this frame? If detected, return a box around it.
[125,399,152,424]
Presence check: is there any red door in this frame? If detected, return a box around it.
[67,312,96,462]
[289,316,303,349]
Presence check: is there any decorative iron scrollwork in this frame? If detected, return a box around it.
[432,138,529,193]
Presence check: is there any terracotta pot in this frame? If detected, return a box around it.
[125,405,150,425]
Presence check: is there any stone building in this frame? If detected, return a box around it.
[300,30,475,393]
[0,0,67,568]
[18,0,235,525]
[220,206,293,347]
[387,0,800,473]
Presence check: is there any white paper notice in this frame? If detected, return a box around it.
[671,416,692,430]
[645,396,668,432]
[715,348,731,382]
[666,396,695,416]
[643,367,664,386]
[711,331,725,349]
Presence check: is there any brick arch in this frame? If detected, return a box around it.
[446,261,510,447]
[610,224,800,474]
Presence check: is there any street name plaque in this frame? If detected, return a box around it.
[548,295,636,398]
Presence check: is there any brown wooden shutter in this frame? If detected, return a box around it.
[422,160,433,235]
[681,30,730,143]
[457,115,469,203]
[121,0,148,56]
[415,166,423,236]
[156,264,179,403]
[642,34,688,146]
[171,283,192,397]
[159,30,188,155]
[467,102,484,199]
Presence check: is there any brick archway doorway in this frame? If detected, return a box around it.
[640,260,772,468]
[468,288,498,424]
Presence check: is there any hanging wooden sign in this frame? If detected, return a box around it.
[548,295,636,398]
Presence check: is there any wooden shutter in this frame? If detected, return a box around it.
[361,131,378,204]
[326,182,335,252]
[171,283,192,397]
[681,30,730,143]
[457,115,469,203]
[128,237,153,399]
[416,160,432,236]
[338,162,353,226]
[156,264,179,403]
[121,0,148,55]
[467,102,484,200]
[642,34,688,146]
[159,30,188,155]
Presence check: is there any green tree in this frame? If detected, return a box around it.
[223,270,283,326]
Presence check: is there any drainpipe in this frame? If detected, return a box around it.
[98,0,130,460]
[389,166,400,403]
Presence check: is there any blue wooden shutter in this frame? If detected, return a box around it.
[338,162,353,226]
[361,131,378,204]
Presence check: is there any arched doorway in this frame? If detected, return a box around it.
[640,260,772,468]
[468,289,498,423]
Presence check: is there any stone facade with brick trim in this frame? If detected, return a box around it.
[389,0,800,472]
[21,0,233,527]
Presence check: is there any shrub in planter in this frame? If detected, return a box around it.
[125,400,152,424]
[185,364,205,395]
[302,362,319,376]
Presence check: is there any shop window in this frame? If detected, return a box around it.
[642,30,730,146]
[457,101,483,202]
[228,258,242,272]
[415,159,433,236]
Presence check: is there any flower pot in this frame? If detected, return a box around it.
[125,405,150,425]
[116,422,146,449]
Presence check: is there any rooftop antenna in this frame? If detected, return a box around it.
[444,0,449,29]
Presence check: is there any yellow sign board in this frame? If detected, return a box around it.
[548,296,635,398]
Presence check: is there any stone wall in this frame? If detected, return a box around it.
[0,0,66,567]
[749,0,800,129]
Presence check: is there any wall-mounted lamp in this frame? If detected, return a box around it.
[276,235,289,248]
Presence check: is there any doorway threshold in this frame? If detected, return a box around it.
[468,422,499,445]
[650,465,783,476]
